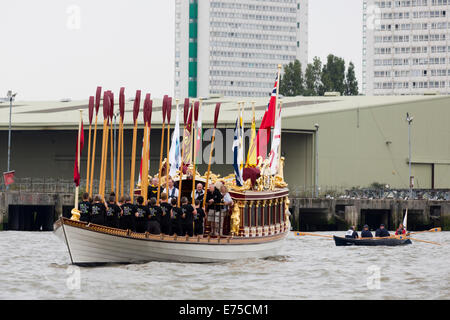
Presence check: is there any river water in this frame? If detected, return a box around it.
[0,231,448,300]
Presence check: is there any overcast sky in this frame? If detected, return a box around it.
[0,0,362,101]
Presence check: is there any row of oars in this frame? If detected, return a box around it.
[82,86,222,210]
[294,228,443,245]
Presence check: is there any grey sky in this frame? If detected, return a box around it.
[0,0,362,101]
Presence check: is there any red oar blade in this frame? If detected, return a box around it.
[119,87,125,120]
[183,98,190,125]
[88,96,94,125]
[133,90,141,124]
[166,97,172,123]
[162,95,168,123]
[214,103,221,129]
[194,101,199,122]
[95,86,102,115]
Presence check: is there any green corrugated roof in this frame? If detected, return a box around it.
[0,95,448,130]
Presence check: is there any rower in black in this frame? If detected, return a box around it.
[194,199,205,236]
[90,195,107,225]
[171,198,183,236]
[147,197,162,235]
[135,196,150,233]
[106,195,121,228]
[159,192,172,235]
[120,194,137,231]
[78,192,92,223]
[181,197,196,237]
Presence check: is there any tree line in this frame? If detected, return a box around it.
[279,54,359,97]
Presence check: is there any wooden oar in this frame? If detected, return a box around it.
[293,231,333,239]
[408,237,442,245]
[85,96,94,194]
[409,227,442,235]
[156,95,167,205]
[109,92,115,193]
[129,90,141,198]
[166,97,172,194]
[115,87,125,197]
[89,86,102,198]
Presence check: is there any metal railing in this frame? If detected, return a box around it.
[289,185,450,201]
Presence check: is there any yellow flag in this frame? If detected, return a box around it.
[246,107,257,168]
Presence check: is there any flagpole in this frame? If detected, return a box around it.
[75,109,83,210]
[275,64,282,126]
[277,99,283,172]
[156,97,167,205]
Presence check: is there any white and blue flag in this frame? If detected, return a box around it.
[169,103,181,177]
[233,114,244,186]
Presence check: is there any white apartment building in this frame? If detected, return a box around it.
[363,0,450,95]
[174,0,308,98]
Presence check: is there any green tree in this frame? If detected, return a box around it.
[280,59,304,96]
[321,54,346,95]
[304,57,322,96]
[345,62,359,96]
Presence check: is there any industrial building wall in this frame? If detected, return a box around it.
[0,128,314,191]
[283,96,450,189]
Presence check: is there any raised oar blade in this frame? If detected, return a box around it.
[147,99,153,125]
[95,86,102,115]
[109,92,115,121]
[183,98,190,125]
[88,96,95,125]
[214,103,221,129]
[103,91,110,120]
[133,90,141,124]
[119,87,125,120]
[143,96,149,125]
[162,95,168,124]
[194,101,199,122]
[166,97,172,123]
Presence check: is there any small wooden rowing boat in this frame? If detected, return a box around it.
[333,235,412,247]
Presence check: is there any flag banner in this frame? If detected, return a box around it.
[268,108,281,175]
[3,170,15,186]
[169,103,181,177]
[246,110,257,167]
[73,122,85,187]
[233,117,244,186]
[194,101,202,163]
[182,107,193,165]
[256,77,278,159]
